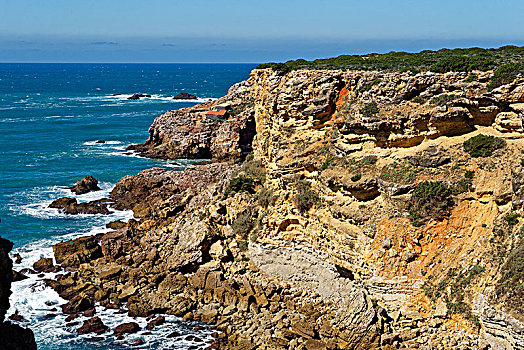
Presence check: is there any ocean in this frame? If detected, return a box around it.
[0,63,255,349]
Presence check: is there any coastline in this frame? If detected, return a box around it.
[7,66,524,349]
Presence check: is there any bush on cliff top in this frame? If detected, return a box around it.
[487,62,524,91]
[463,134,505,158]
[256,45,524,73]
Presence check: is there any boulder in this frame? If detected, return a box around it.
[61,295,94,314]
[145,316,165,330]
[114,322,140,334]
[12,270,28,282]
[0,237,36,349]
[33,257,55,273]
[53,236,102,269]
[105,220,126,230]
[49,197,111,215]
[70,176,101,195]
[127,94,151,100]
[173,92,197,100]
[77,317,106,335]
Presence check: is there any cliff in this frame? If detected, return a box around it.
[0,237,37,350]
[48,68,524,349]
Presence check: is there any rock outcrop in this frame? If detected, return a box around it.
[69,176,100,195]
[129,81,256,162]
[49,68,524,349]
[49,197,112,215]
[173,92,197,100]
[0,237,37,350]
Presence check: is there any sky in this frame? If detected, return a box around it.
[1,0,523,63]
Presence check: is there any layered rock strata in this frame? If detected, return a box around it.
[48,69,524,349]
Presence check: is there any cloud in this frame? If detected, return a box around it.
[90,41,118,45]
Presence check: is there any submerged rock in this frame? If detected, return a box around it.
[127,94,151,100]
[173,92,197,100]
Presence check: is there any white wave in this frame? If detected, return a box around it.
[8,210,215,349]
[83,140,122,146]
[105,94,215,104]
[10,182,130,221]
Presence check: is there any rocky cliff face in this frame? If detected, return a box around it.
[129,81,256,162]
[48,68,524,349]
[0,237,37,350]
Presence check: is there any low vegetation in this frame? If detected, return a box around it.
[495,240,524,315]
[408,181,454,227]
[487,62,524,91]
[294,180,319,213]
[257,46,524,73]
[423,265,485,324]
[429,93,457,106]
[360,101,379,117]
[463,134,505,157]
[224,155,266,198]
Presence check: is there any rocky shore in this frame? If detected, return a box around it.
[0,237,37,350]
[39,68,524,349]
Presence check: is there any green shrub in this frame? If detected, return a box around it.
[463,134,505,157]
[360,101,379,117]
[411,96,425,104]
[380,160,419,184]
[232,208,256,238]
[294,180,319,213]
[256,46,524,73]
[321,157,334,170]
[429,93,457,106]
[361,155,378,165]
[224,175,255,198]
[429,55,494,73]
[351,174,362,182]
[521,159,524,167]
[360,78,381,92]
[408,181,454,226]
[464,74,478,83]
[242,158,266,183]
[465,170,475,179]
[257,188,276,208]
[487,62,524,91]
[505,213,520,226]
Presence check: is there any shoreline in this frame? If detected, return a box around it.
[7,66,524,349]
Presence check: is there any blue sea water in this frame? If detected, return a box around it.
[0,63,255,349]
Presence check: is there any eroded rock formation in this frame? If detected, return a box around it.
[48,68,524,349]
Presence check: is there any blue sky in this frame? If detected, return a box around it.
[1,0,523,63]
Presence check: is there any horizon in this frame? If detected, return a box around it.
[2,0,524,63]
[2,40,523,64]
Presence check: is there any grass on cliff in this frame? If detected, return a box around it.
[257,45,524,73]
[224,156,266,198]
[423,265,485,324]
[495,240,524,315]
[463,134,505,158]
